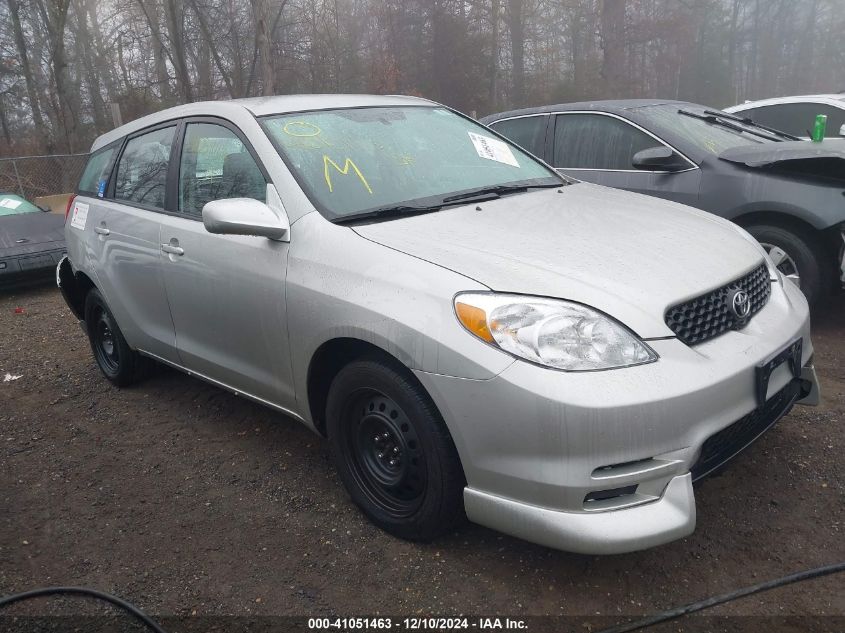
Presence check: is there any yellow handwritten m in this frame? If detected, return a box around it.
[323,156,373,194]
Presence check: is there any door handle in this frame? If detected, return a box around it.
[161,243,184,256]
[94,226,110,235]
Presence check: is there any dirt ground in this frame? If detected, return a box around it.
[1,283,843,628]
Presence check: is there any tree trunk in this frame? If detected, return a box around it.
[136,0,176,104]
[600,0,627,95]
[7,0,49,150]
[45,0,77,152]
[74,0,108,132]
[505,0,525,108]
[0,97,12,150]
[251,0,275,96]
[488,0,500,111]
[188,0,236,97]
[163,0,194,102]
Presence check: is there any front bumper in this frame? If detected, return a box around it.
[415,278,817,554]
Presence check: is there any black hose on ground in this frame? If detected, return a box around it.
[0,586,167,633]
[597,560,845,633]
[2,562,844,633]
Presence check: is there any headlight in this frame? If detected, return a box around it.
[454,293,657,371]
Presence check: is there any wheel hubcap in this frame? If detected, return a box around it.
[760,242,801,288]
[345,391,426,517]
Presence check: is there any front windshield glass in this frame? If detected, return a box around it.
[635,104,774,155]
[263,106,560,220]
[0,193,41,216]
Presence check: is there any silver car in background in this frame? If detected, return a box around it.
[58,95,819,554]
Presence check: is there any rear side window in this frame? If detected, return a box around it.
[489,115,547,159]
[114,126,176,209]
[78,145,117,196]
[553,114,656,170]
[742,103,845,137]
[178,122,266,216]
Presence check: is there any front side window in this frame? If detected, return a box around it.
[114,126,176,209]
[489,115,547,158]
[78,145,117,196]
[263,106,559,220]
[553,114,657,170]
[744,103,845,137]
[179,122,267,216]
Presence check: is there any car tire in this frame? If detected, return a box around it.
[84,288,152,386]
[326,358,465,541]
[745,224,826,306]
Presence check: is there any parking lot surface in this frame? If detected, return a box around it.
[1,284,843,624]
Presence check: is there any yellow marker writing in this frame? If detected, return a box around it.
[323,156,373,194]
[283,121,322,137]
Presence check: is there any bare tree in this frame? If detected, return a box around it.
[251,0,274,95]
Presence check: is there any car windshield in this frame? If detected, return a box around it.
[0,193,41,216]
[635,104,776,154]
[263,106,561,220]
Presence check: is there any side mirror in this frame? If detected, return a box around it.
[839,123,845,137]
[202,184,290,241]
[632,146,689,172]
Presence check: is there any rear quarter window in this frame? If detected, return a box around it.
[489,115,548,159]
[78,145,118,196]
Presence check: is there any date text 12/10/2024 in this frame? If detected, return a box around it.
[308,618,528,631]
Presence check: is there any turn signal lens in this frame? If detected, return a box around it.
[455,301,494,343]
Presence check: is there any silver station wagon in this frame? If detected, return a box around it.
[58,95,819,554]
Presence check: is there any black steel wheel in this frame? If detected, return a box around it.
[344,390,427,518]
[91,305,120,374]
[326,358,465,541]
[84,288,152,386]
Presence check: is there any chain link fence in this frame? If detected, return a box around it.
[0,154,88,205]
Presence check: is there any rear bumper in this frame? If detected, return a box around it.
[0,247,67,288]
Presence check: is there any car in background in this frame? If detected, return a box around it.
[724,94,845,139]
[482,100,845,306]
[0,192,66,288]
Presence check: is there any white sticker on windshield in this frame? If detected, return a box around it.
[468,132,519,167]
[0,198,22,209]
[70,202,89,230]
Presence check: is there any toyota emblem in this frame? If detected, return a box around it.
[727,288,751,321]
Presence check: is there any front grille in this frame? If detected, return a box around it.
[665,263,771,346]
[690,379,800,481]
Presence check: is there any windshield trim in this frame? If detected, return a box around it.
[258,104,564,222]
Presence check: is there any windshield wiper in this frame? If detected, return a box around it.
[701,109,801,141]
[333,181,563,225]
[678,109,788,143]
[332,204,444,225]
[441,182,561,204]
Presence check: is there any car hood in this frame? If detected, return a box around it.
[718,139,845,167]
[0,212,66,256]
[352,183,765,338]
